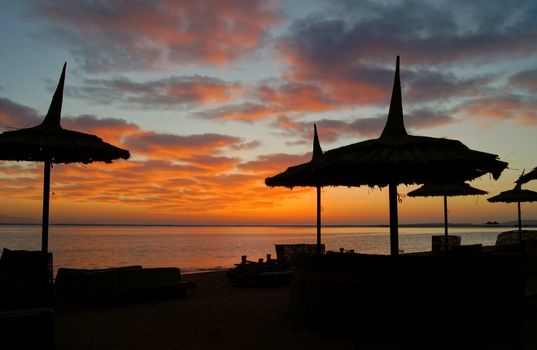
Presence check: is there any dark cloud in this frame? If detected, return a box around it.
[404,109,457,130]
[283,0,537,68]
[275,0,537,112]
[28,0,280,72]
[273,107,458,145]
[404,70,490,102]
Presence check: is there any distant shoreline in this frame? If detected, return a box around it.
[0,222,535,228]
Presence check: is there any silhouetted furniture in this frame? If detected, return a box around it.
[275,244,325,264]
[0,248,54,310]
[289,252,526,343]
[55,266,193,305]
[431,235,461,252]
[227,244,325,285]
[227,253,294,285]
[0,308,54,350]
[496,229,537,246]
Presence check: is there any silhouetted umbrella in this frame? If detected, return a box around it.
[0,63,130,253]
[408,183,487,251]
[272,125,324,252]
[516,167,537,185]
[266,56,507,255]
[488,183,537,242]
[310,124,324,252]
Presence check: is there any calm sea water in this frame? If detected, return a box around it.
[0,225,523,275]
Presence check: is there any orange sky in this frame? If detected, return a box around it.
[1,1,537,225]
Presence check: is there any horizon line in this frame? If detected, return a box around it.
[0,222,534,228]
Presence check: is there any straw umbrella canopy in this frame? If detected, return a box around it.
[0,63,130,253]
[516,167,537,185]
[407,183,487,251]
[266,56,507,255]
[271,124,325,252]
[488,183,537,242]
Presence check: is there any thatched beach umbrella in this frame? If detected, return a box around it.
[488,183,537,242]
[407,183,487,251]
[266,56,507,255]
[272,125,325,252]
[516,167,537,185]
[0,63,130,253]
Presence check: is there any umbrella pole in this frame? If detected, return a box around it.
[42,159,51,254]
[316,186,321,254]
[444,195,448,252]
[518,201,522,243]
[389,183,399,256]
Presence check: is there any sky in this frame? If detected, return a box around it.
[0,0,537,226]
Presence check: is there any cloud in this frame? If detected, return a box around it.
[273,0,537,111]
[62,114,140,146]
[239,153,311,175]
[404,109,457,130]
[123,132,246,161]
[197,103,276,122]
[457,95,537,126]
[29,0,280,72]
[273,106,458,146]
[281,0,537,68]
[0,97,41,130]
[67,76,241,108]
[254,82,336,112]
[1,96,308,220]
[404,70,490,103]
[509,69,537,92]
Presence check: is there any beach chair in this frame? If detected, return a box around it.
[55,266,194,305]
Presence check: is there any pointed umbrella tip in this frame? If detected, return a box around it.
[41,63,67,128]
[380,55,407,138]
[312,124,323,161]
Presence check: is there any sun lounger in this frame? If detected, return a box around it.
[55,266,194,305]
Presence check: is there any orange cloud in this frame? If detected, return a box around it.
[68,76,241,108]
[197,103,275,122]
[457,97,537,126]
[255,83,336,112]
[33,0,280,72]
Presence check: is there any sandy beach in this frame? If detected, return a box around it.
[54,271,359,350]
[52,270,537,350]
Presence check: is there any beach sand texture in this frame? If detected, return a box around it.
[54,271,537,350]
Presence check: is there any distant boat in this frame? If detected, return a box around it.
[486,221,499,225]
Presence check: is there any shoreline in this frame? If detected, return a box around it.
[2,222,537,228]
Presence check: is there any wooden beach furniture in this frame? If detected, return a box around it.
[55,266,194,305]
[227,244,324,285]
[288,251,527,343]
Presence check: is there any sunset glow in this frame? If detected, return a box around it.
[1,1,537,225]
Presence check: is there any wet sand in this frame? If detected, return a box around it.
[54,270,537,350]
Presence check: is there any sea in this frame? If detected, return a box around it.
[0,224,528,275]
